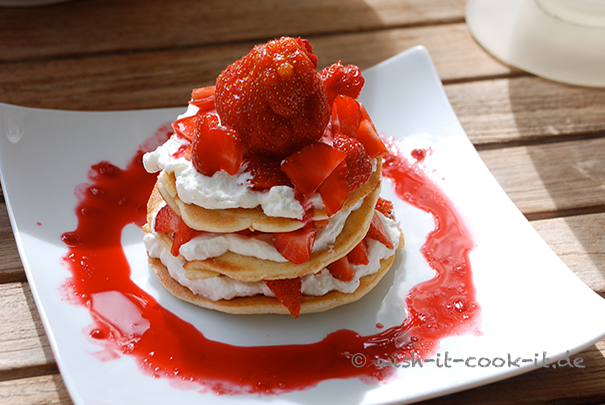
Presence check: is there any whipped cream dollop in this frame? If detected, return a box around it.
[142,105,324,219]
[144,211,400,300]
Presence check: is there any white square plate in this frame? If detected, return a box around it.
[1,46,604,405]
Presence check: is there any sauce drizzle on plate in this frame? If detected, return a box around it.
[60,131,480,394]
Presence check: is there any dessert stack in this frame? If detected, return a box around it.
[143,37,403,318]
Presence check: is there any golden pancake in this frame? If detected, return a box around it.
[148,249,398,316]
[157,159,382,233]
[151,184,381,282]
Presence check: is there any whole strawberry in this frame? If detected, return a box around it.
[215,37,330,159]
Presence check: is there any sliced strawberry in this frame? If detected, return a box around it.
[367,211,394,249]
[242,156,293,191]
[189,85,216,113]
[319,61,365,106]
[357,119,387,158]
[318,161,349,217]
[328,256,354,282]
[154,205,181,234]
[280,142,346,196]
[347,239,370,266]
[265,277,302,318]
[172,115,198,141]
[273,222,317,264]
[333,134,372,192]
[331,95,361,138]
[375,197,395,220]
[171,219,203,256]
[191,113,243,176]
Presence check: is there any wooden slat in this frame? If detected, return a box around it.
[0,282,57,381]
[0,374,72,405]
[0,203,25,284]
[478,137,605,220]
[0,0,466,63]
[531,213,605,297]
[0,23,516,111]
[446,76,605,148]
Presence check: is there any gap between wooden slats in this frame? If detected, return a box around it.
[0,0,467,63]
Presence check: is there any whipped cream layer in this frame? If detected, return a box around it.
[150,198,363,263]
[144,211,400,300]
[143,105,324,220]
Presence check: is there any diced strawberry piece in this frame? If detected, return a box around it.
[347,239,370,266]
[280,142,346,196]
[367,211,394,249]
[242,156,293,191]
[172,115,198,141]
[154,205,181,234]
[318,161,349,216]
[189,85,216,113]
[265,278,302,318]
[171,219,203,257]
[331,95,361,138]
[375,197,395,220]
[333,134,372,192]
[328,256,354,282]
[191,113,243,176]
[319,61,365,106]
[357,119,387,158]
[273,222,317,264]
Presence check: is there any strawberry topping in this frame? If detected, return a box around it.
[154,205,203,256]
[191,113,243,177]
[332,133,372,192]
[280,142,346,196]
[265,278,302,318]
[376,197,395,220]
[317,161,349,216]
[189,85,216,113]
[242,156,293,191]
[331,95,362,138]
[154,205,181,234]
[273,222,317,264]
[357,104,387,158]
[367,211,394,249]
[347,239,370,266]
[215,37,330,158]
[319,61,364,106]
[171,220,203,257]
[327,256,354,282]
[172,115,198,142]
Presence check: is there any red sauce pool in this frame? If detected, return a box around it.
[61,131,480,395]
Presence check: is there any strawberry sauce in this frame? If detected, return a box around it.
[60,132,480,395]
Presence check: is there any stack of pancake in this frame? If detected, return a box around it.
[143,156,403,316]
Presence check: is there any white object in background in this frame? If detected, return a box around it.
[535,0,605,28]
[466,0,605,87]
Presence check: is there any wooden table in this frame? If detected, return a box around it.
[1,1,604,403]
